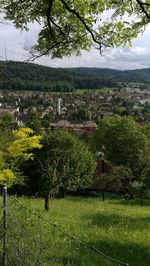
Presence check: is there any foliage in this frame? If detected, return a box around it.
[140,166,150,194]
[1,0,150,58]
[71,68,150,83]
[92,115,147,175]
[0,61,117,92]
[130,166,150,203]
[142,122,150,141]
[26,109,42,133]
[23,129,96,200]
[77,106,90,121]
[0,61,150,93]
[0,113,17,129]
[8,128,42,159]
[91,116,150,199]
[0,113,18,150]
[104,165,133,194]
[0,169,16,188]
[41,113,53,128]
[0,127,42,187]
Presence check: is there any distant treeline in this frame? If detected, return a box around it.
[0,61,117,92]
[68,67,150,83]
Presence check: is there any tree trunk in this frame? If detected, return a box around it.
[102,189,105,201]
[45,191,51,210]
[102,160,105,201]
[140,196,143,207]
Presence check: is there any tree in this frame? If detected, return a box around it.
[1,1,150,59]
[0,127,42,188]
[141,122,150,165]
[0,113,18,154]
[130,166,150,205]
[0,113,18,130]
[41,113,53,128]
[92,115,147,176]
[26,109,42,133]
[91,115,150,201]
[25,129,96,210]
[77,106,90,121]
[104,165,133,196]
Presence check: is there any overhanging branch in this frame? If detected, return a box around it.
[136,0,150,19]
[59,0,103,54]
[46,0,55,39]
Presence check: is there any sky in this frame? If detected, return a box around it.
[0,18,150,70]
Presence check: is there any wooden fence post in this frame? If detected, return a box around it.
[3,187,7,266]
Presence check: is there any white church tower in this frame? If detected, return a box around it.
[57,98,62,115]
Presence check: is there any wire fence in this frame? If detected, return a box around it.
[0,188,129,266]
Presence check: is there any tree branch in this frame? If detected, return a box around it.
[24,36,65,62]
[49,17,68,37]
[59,0,103,54]
[25,48,53,62]
[46,0,55,39]
[136,0,150,19]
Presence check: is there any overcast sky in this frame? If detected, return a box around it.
[0,19,150,70]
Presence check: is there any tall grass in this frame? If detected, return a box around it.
[0,196,150,265]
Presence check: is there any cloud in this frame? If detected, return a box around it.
[0,18,150,70]
[0,19,40,61]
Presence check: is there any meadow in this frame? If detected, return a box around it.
[0,196,150,265]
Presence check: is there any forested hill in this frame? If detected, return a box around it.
[0,61,150,92]
[68,67,150,83]
[0,61,116,92]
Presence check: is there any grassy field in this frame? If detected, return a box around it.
[0,196,150,265]
[75,88,112,94]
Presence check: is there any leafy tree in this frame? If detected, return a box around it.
[1,1,150,58]
[142,122,150,141]
[130,166,150,205]
[0,113,18,159]
[139,122,150,166]
[92,115,147,176]
[25,129,96,210]
[0,127,42,188]
[0,113,17,130]
[41,113,53,128]
[91,116,150,201]
[77,106,90,121]
[26,109,42,133]
[104,165,133,196]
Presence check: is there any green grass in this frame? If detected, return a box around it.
[0,196,150,265]
[75,88,112,94]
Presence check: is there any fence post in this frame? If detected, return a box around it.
[3,186,7,266]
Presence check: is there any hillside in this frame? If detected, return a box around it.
[0,61,150,92]
[0,61,116,92]
[67,67,150,83]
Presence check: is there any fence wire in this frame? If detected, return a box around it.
[0,195,3,265]
[0,194,129,266]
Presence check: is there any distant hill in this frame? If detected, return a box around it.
[67,67,150,83]
[0,61,150,92]
[0,61,116,92]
